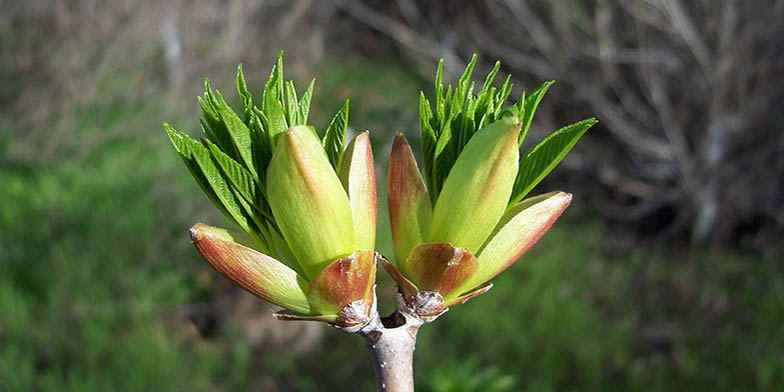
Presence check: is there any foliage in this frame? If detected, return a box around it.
[418,54,596,205]
[165,52,351,254]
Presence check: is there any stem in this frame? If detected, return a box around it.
[363,314,420,392]
[349,294,425,392]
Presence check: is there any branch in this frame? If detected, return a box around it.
[353,296,424,392]
[337,253,443,392]
[337,0,440,60]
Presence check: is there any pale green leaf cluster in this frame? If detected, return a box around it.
[419,54,596,206]
[164,51,349,255]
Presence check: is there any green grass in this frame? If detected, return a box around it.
[1,55,782,391]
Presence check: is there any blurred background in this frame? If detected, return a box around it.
[1,1,783,391]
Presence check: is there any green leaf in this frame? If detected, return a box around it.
[261,90,288,146]
[187,135,255,235]
[205,139,259,207]
[211,90,259,181]
[248,109,273,183]
[434,59,445,125]
[452,54,477,115]
[495,74,513,118]
[480,61,501,95]
[519,80,554,147]
[236,64,255,125]
[236,64,252,102]
[509,118,596,205]
[515,90,526,144]
[298,78,315,125]
[322,99,349,170]
[284,80,299,126]
[230,187,274,253]
[262,51,288,145]
[199,82,235,157]
[419,92,437,192]
[264,51,285,103]
[164,123,233,223]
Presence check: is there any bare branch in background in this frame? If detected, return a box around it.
[342,0,784,256]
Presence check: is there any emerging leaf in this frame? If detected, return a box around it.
[419,54,518,200]
[428,116,521,253]
[266,126,356,279]
[338,131,377,252]
[298,78,315,124]
[518,80,554,146]
[205,86,259,181]
[323,99,349,170]
[165,124,257,243]
[509,118,597,205]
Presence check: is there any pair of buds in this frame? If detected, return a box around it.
[190,117,570,328]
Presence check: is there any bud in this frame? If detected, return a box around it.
[266,125,357,279]
[379,246,490,318]
[307,250,377,327]
[338,131,377,252]
[427,116,521,253]
[189,223,311,315]
[458,191,571,294]
[387,133,432,276]
[171,55,381,328]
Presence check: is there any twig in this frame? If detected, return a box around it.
[336,253,444,392]
[351,295,424,392]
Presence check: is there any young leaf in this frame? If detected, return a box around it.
[322,99,349,170]
[480,61,501,95]
[264,51,285,103]
[519,80,554,146]
[211,90,259,181]
[205,139,259,207]
[494,74,514,119]
[298,78,315,125]
[509,118,597,205]
[262,89,288,146]
[284,80,299,126]
[434,59,445,125]
[262,52,288,144]
[199,83,235,157]
[187,135,254,235]
[515,90,526,144]
[236,64,255,125]
[452,54,477,114]
[432,121,455,199]
[164,123,235,226]
[419,92,437,192]
[246,110,274,185]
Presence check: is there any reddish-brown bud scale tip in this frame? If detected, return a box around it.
[307,250,377,321]
[405,242,478,301]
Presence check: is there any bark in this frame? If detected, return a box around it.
[343,292,427,392]
[363,316,420,392]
